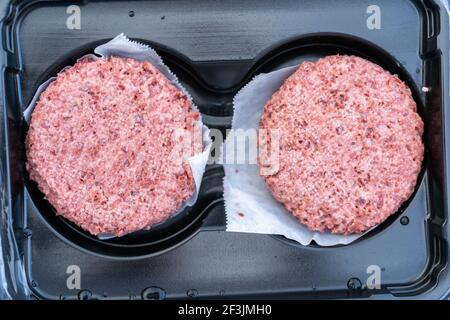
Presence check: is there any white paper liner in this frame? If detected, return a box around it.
[223,65,370,246]
[24,34,212,239]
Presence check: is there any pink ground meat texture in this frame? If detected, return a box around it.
[259,55,424,235]
[26,56,200,237]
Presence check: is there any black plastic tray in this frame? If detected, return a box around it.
[1,0,450,299]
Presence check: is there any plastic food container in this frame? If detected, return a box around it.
[1,0,449,299]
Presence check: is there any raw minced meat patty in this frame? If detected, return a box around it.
[26,56,200,237]
[259,55,424,235]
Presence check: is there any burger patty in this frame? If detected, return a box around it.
[259,55,424,235]
[26,56,199,236]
